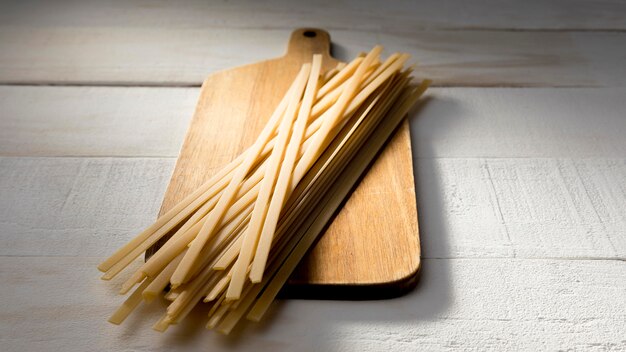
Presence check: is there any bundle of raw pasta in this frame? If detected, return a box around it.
[98,46,430,334]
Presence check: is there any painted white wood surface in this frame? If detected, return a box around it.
[1,256,624,351]
[1,156,624,260]
[1,27,625,86]
[0,157,173,257]
[416,157,626,259]
[2,87,625,158]
[2,0,625,31]
[0,86,197,157]
[414,88,626,158]
[1,1,625,350]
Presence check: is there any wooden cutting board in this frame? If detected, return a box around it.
[148,28,421,299]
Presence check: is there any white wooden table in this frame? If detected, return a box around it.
[1,1,625,351]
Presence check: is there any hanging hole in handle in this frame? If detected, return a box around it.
[303,30,317,38]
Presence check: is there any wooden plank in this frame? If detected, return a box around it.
[1,156,623,259]
[1,256,624,351]
[0,157,174,257]
[1,27,624,86]
[2,87,625,158]
[416,157,626,259]
[413,88,626,158]
[2,0,625,31]
[0,86,197,157]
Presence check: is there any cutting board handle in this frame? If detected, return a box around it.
[286,28,334,63]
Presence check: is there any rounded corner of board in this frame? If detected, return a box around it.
[282,256,422,300]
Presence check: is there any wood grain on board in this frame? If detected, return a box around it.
[145,29,421,294]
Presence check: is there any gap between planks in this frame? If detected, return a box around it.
[0,254,623,262]
[0,83,609,89]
